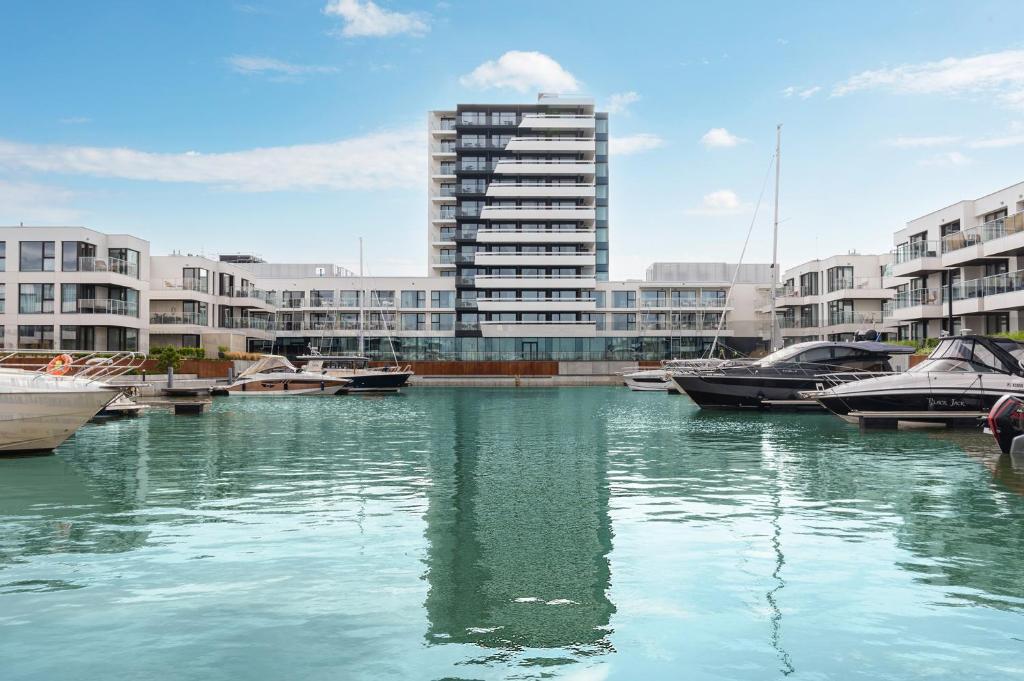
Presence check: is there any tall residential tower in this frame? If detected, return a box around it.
[428,94,609,338]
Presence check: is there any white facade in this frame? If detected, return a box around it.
[0,226,149,352]
[773,253,902,343]
[889,180,1024,339]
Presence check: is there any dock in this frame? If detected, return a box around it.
[849,410,986,430]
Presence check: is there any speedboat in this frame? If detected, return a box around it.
[669,340,914,409]
[987,394,1024,454]
[805,334,1024,426]
[297,353,413,393]
[224,355,350,395]
[0,351,141,453]
[622,359,740,392]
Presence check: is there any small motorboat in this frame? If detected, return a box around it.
[622,359,740,392]
[987,394,1024,455]
[297,352,413,393]
[806,334,1024,426]
[224,355,350,395]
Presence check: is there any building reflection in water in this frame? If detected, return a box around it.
[422,389,615,661]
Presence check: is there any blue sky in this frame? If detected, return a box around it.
[2,0,1024,277]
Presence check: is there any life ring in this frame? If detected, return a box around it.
[46,354,74,376]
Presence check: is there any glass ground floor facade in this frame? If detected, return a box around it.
[248,335,765,362]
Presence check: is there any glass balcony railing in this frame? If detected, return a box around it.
[893,288,942,308]
[892,240,941,264]
[940,211,1024,253]
[151,312,207,326]
[77,256,139,278]
[77,299,139,316]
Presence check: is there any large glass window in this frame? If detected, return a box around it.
[827,266,854,293]
[19,325,53,349]
[338,290,360,307]
[19,284,54,313]
[182,267,209,293]
[431,313,454,331]
[612,291,636,308]
[62,241,96,271]
[20,241,55,272]
[61,284,80,313]
[431,290,454,308]
[0,241,5,271]
[401,313,426,330]
[61,326,95,351]
[401,290,426,308]
[310,289,334,307]
[371,290,395,307]
[108,248,140,278]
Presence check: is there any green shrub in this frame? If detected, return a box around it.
[217,345,229,359]
[153,346,182,372]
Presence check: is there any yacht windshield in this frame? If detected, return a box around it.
[755,342,815,366]
[994,339,1024,363]
[909,338,1008,374]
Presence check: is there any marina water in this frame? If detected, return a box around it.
[2,388,1023,680]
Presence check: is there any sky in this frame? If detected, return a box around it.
[2,0,1024,278]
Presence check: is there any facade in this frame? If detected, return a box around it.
[773,253,902,343]
[428,94,608,340]
[889,180,1024,340]
[0,226,149,352]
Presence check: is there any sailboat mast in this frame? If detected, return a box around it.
[358,237,365,356]
[770,124,782,351]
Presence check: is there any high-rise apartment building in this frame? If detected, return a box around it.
[428,94,608,339]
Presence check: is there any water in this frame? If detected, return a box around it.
[2,388,1024,680]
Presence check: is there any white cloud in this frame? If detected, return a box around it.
[323,0,428,37]
[0,128,425,192]
[227,55,338,77]
[969,134,1024,149]
[0,181,80,224]
[700,128,747,148]
[609,134,664,156]
[832,49,1024,109]
[884,135,961,148]
[918,151,972,167]
[781,85,820,99]
[604,91,640,114]
[686,189,747,215]
[459,51,579,93]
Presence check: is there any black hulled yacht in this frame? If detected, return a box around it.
[669,340,914,409]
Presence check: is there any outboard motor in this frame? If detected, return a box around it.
[987,394,1024,454]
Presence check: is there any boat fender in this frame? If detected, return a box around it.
[45,354,74,376]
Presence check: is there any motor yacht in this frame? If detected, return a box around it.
[805,334,1024,425]
[297,352,413,393]
[224,355,350,395]
[669,340,914,409]
[622,358,741,392]
[0,351,141,452]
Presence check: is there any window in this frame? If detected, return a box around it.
[19,284,54,314]
[799,272,819,296]
[0,241,5,271]
[61,284,79,313]
[431,290,454,308]
[20,241,55,272]
[826,266,854,293]
[311,290,334,307]
[338,290,360,307]
[107,327,138,352]
[401,290,426,308]
[61,326,95,351]
[612,291,636,308]
[62,241,96,271]
[596,140,608,156]
[592,291,605,307]
[596,118,608,134]
[701,289,727,307]
[401,313,427,330]
[431,313,454,331]
[371,290,395,307]
[611,313,636,331]
[182,267,209,293]
[19,325,54,349]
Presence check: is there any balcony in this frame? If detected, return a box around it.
[77,256,139,279]
[640,298,729,309]
[479,320,597,337]
[492,160,596,176]
[505,137,596,152]
[473,275,597,289]
[479,206,596,221]
[518,114,596,130]
[151,312,208,326]
[219,317,276,331]
[485,182,596,199]
[154,277,210,294]
[476,298,597,312]
[889,287,943,321]
[891,240,942,277]
[476,229,595,244]
[473,252,595,267]
[940,211,1024,265]
[76,299,139,317]
[823,276,890,300]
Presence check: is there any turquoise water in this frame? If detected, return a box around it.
[2,388,1024,680]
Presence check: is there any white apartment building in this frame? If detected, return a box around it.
[889,180,1024,340]
[0,226,148,352]
[773,253,902,343]
[428,94,608,339]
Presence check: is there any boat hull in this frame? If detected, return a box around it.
[341,372,413,392]
[226,378,349,396]
[671,374,823,408]
[0,390,115,452]
[623,371,670,391]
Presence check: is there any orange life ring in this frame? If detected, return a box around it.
[46,354,74,376]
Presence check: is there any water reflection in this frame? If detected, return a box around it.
[423,389,614,664]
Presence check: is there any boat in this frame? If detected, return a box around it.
[987,393,1024,455]
[805,334,1024,426]
[224,355,350,395]
[669,340,915,409]
[622,359,739,392]
[96,387,149,419]
[297,352,414,393]
[0,350,142,453]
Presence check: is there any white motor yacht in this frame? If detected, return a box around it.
[224,355,350,395]
[0,351,141,453]
[622,358,738,392]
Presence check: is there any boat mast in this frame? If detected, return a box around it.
[770,124,782,351]
[358,237,365,356]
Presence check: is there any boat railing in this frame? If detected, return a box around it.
[816,370,902,388]
[672,361,898,381]
[0,349,145,384]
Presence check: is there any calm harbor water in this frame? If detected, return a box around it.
[2,388,1024,680]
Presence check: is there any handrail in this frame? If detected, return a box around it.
[0,350,145,384]
[941,210,1024,253]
